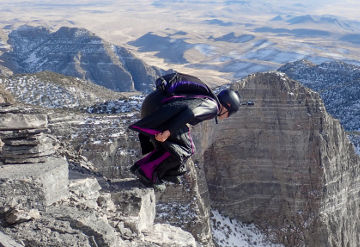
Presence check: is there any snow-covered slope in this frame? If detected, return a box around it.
[86,95,145,114]
[211,210,283,247]
[0,71,127,108]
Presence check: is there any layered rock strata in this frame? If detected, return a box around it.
[0,107,57,164]
[47,110,140,179]
[47,110,214,246]
[203,72,360,246]
[3,71,358,246]
[46,106,216,245]
[0,105,69,211]
[0,104,197,247]
[156,159,214,247]
[45,72,360,246]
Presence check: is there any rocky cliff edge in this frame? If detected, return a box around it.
[202,72,360,246]
[0,103,197,247]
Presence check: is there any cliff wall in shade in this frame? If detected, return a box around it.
[202,72,360,246]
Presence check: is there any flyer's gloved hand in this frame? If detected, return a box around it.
[155,130,171,142]
[155,77,167,92]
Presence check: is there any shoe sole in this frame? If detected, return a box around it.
[134,169,153,187]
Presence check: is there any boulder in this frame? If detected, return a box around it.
[0,157,69,211]
[68,173,102,210]
[142,223,197,247]
[0,113,47,130]
[0,231,24,247]
[110,179,156,234]
[5,208,40,225]
[48,206,124,247]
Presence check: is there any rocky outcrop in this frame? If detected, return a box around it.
[202,72,360,246]
[41,71,360,246]
[3,71,358,246]
[0,104,197,247]
[47,110,140,179]
[46,110,214,246]
[0,84,15,106]
[0,105,68,213]
[0,107,57,164]
[156,159,214,247]
[278,60,360,154]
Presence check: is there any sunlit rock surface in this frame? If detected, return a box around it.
[203,72,360,246]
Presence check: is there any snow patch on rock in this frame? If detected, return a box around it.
[211,210,284,247]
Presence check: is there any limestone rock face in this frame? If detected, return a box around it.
[0,84,15,106]
[47,110,140,179]
[46,109,212,245]
[44,71,360,246]
[0,105,69,211]
[3,71,358,246]
[0,105,197,247]
[156,159,214,247]
[0,158,69,210]
[203,72,360,246]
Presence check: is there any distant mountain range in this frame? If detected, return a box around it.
[2,11,360,87]
[0,25,164,92]
[260,15,360,44]
[272,14,360,32]
[126,13,360,82]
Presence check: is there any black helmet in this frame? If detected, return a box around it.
[217,89,241,116]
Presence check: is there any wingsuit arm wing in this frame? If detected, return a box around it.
[128,102,189,137]
[129,98,218,137]
[166,98,219,134]
[166,107,194,134]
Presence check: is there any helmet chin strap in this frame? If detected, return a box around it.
[215,105,224,124]
[218,110,229,116]
[216,103,231,123]
[218,104,231,116]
